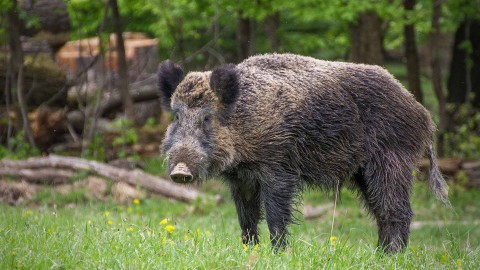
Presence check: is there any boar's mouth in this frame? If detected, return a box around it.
[170,162,194,183]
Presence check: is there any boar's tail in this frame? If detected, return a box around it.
[426,144,451,207]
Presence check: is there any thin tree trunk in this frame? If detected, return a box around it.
[237,11,253,62]
[7,0,36,148]
[264,12,280,52]
[403,0,423,104]
[448,19,480,108]
[349,11,384,65]
[430,0,447,157]
[109,0,134,120]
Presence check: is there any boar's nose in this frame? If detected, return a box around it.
[170,162,193,183]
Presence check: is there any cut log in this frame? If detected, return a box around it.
[419,158,480,188]
[462,161,480,188]
[0,155,207,203]
[419,157,462,176]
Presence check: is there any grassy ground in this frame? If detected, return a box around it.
[1,177,479,269]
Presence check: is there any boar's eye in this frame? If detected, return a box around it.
[203,114,211,124]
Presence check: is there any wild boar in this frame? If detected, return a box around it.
[158,53,449,253]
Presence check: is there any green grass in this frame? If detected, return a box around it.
[1,180,479,269]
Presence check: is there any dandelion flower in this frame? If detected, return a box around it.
[242,243,248,250]
[165,225,175,233]
[254,244,259,250]
[104,211,110,217]
[133,199,140,205]
[107,220,113,225]
[160,219,168,225]
[329,236,337,246]
[456,259,462,270]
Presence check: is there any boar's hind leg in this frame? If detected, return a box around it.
[228,180,262,245]
[356,153,414,254]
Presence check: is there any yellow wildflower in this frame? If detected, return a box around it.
[104,211,110,217]
[329,236,337,246]
[133,199,140,205]
[456,259,462,270]
[126,227,135,232]
[165,225,175,233]
[11,251,16,256]
[160,219,168,225]
[243,243,248,250]
[184,234,192,241]
[87,220,93,225]
[254,244,259,250]
[107,220,113,225]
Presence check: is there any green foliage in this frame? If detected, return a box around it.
[83,133,106,161]
[110,118,138,158]
[111,118,138,147]
[143,157,168,177]
[445,106,480,159]
[0,132,40,160]
[64,0,477,67]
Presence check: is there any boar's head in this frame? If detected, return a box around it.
[158,60,238,183]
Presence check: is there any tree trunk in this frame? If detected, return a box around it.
[403,0,423,104]
[447,19,480,108]
[6,0,36,148]
[237,11,254,62]
[430,0,447,157]
[109,0,134,120]
[349,11,384,65]
[264,12,280,52]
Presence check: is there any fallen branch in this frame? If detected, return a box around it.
[303,203,333,219]
[0,168,74,184]
[0,155,204,203]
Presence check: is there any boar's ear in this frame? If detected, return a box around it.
[210,64,239,106]
[158,60,184,110]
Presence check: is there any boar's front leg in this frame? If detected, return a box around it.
[261,172,297,250]
[227,178,262,245]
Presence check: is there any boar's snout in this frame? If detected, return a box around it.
[170,162,193,183]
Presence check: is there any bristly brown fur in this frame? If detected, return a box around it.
[159,53,449,254]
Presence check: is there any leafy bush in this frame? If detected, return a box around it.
[445,105,480,159]
[0,132,39,160]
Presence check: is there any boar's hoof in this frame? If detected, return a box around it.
[170,163,193,183]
